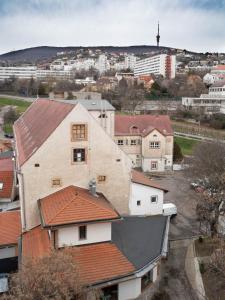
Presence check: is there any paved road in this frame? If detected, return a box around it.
[150,171,200,299]
[153,171,200,240]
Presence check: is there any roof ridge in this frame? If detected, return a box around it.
[45,189,77,224]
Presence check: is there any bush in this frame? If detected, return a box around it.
[173,141,183,162]
[199,262,206,274]
[198,236,204,243]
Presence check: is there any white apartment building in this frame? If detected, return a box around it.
[0,66,37,80]
[125,54,137,70]
[182,82,225,114]
[0,66,73,81]
[134,54,176,79]
[95,54,110,74]
[203,65,225,85]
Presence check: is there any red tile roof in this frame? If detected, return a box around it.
[115,114,173,136]
[39,186,120,227]
[0,210,21,246]
[213,65,225,71]
[131,170,168,192]
[14,99,75,167]
[74,242,135,285]
[0,157,13,171]
[22,225,51,258]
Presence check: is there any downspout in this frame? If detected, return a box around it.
[16,170,26,231]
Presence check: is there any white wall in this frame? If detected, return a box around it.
[142,157,165,172]
[57,222,111,247]
[0,246,16,259]
[129,182,164,215]
[118,278,141,300]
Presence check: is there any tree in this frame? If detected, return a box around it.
[188,141,225,236]
[173,141,183,162]
[2,248,97,300]
[3,108,19,125]
[210,240,225,279]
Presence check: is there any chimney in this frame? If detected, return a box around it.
[89,179,98,197]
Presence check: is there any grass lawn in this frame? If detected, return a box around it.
[0,98,31,113]
[3,123,13,134]
[175,136,199,156]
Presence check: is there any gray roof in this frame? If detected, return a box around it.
[112,215,167,270]
[59,99,115,111]
[0,151,13,159]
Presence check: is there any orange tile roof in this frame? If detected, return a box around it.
[75,242,135,285]
[0,210,21,246]
[39,186,120,227]
[115,114,173,136]
[0,157,13,171]
[22,225,51,258]
[14,99,75,167]
[131,170,168,192]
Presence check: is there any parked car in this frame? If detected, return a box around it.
[4,134,14,139]
[163,203,177,217]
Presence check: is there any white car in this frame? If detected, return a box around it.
[163,203,177,217]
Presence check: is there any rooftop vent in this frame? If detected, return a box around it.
[89,178,98,197]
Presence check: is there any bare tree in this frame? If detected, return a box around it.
[2,248,98,300]
[188,141,225,236]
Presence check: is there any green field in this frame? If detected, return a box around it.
[175,136,199,156]
[0,98,31,113]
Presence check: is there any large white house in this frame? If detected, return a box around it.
[134,54,176,79]
[182,82,225,114]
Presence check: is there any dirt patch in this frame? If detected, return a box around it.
[202,267,225,300]
[195,237,221,257]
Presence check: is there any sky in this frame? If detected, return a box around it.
[1,0,225,54]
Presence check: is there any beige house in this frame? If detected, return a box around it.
[114,115,174,172]
[14,99,132,231]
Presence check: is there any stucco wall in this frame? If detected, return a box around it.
[90,110,115,137]
[129,182,164,215]
[20,103,132,230]
[118,278,141,300]
[57,222,111,247]
[115,129,173,171]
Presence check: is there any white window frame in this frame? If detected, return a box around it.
[149,141,160,149]
[131,139,137,146]
[117,140,124,146]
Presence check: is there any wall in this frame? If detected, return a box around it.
[20,103,132,230]
[142,129,173,171]
[118,278,141,300]
[129,182,164,215]
[90,110,115,137]
[57,222,111,247]
[0,246,16,259]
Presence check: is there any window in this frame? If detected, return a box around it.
[151,161,158,170]
[98,175,106,183]
[117,140,124,145]
[73,148,86,163]
[71,124,87,141]
[137,200,141,206]
[34,163,40,167]
[131,139,136,145]
[150,141,160,149]
[52,178,61,187]
[79,225,87,240]
[0,182,3,190]
[137,139,141,145]
[151,195,158,203]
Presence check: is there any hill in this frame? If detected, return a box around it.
[0,45,186,63]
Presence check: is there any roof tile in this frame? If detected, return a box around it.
[39,186,120,227]
[115,114,173,136]
[0,210,21,246]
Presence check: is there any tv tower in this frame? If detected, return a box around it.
[156,22,160,47]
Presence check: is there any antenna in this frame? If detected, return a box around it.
[156,21,160,47]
